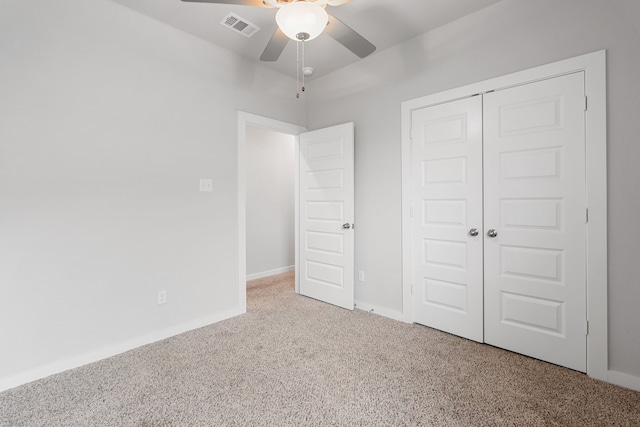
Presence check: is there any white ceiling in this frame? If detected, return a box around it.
[110,0,503,80]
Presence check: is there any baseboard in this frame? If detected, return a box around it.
[246,265,294,281]
[607,369,640,392]
[355,300,406,323]
[0,307,243,393]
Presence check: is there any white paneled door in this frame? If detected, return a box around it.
[483,73,587,372]
[411,97,484,342]
[299,123,355,310]
[410,72,587,372]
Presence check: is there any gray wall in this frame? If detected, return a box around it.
[307,0,640,377]
[246,126,295,277]
[0,0,303,382]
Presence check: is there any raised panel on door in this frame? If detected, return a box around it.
[411,96,483,342]
[299,123,354,310]
[483,72,587,372]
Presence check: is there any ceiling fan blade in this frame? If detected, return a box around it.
[260,27,289,62]
[326,0,352,6]
[325,14,376,58]
[180,0,267,6]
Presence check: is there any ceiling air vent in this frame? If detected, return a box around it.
[221,13,260,38]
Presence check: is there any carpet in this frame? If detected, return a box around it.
[1,271,639,426]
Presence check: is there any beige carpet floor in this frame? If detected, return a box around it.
[1,271,639,426]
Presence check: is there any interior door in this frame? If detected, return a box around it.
[411,97,484,342]
[483,72,587,372]
[299,122,355,310]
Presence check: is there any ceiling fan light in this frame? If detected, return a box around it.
[276,2,328,41]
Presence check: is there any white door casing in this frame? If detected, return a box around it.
[483,72,587,372]
[299,123,355,310]
[411,97,484,342]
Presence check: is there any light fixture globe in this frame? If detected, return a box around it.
[276,2,328,41]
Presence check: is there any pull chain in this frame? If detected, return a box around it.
[295,40,300,99]
[294,32,310,99]
[301,39,305,93]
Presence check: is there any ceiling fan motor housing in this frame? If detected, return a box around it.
[276,1,328,41]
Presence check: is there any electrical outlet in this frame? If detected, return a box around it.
[358,271,365,282]
[157,290,167,305]
[199,179,213,192]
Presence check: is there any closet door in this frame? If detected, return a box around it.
[483,73,587,372]
[411,97,484,342]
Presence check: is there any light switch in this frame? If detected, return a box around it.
[199,179,213,192]
[358,271,365,282]
[157,290,167,305]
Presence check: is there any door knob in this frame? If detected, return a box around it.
[487,229,498,238]
[468,228,479,237]
[342,223,351,230]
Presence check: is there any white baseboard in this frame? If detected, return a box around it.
[607,369,640,392]
[355,300,406,323]
[0,307,243,393]
[246,265,294,281]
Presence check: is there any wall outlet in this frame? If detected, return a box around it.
[199,179,213,192]
[157,290,167,305]
[358,270,365,282]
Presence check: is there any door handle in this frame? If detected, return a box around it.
[468,228,479,237]
[487,229,498,238]
[342,223,351,230]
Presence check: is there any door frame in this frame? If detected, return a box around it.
[400,50,607,381]
[237,112,307,313]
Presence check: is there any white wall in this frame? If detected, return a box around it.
[246,126,295,277]
[0,0,304,388]
[307,0,640,380]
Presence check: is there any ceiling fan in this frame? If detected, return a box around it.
[180,0,376,62]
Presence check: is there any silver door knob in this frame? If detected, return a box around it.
[487,229,498,238]
[468,228,479,237]
[342,223,351,229]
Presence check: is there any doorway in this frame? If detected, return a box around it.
[237,112,306,314]
[245,125,296,281]
[238,113,357,313]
